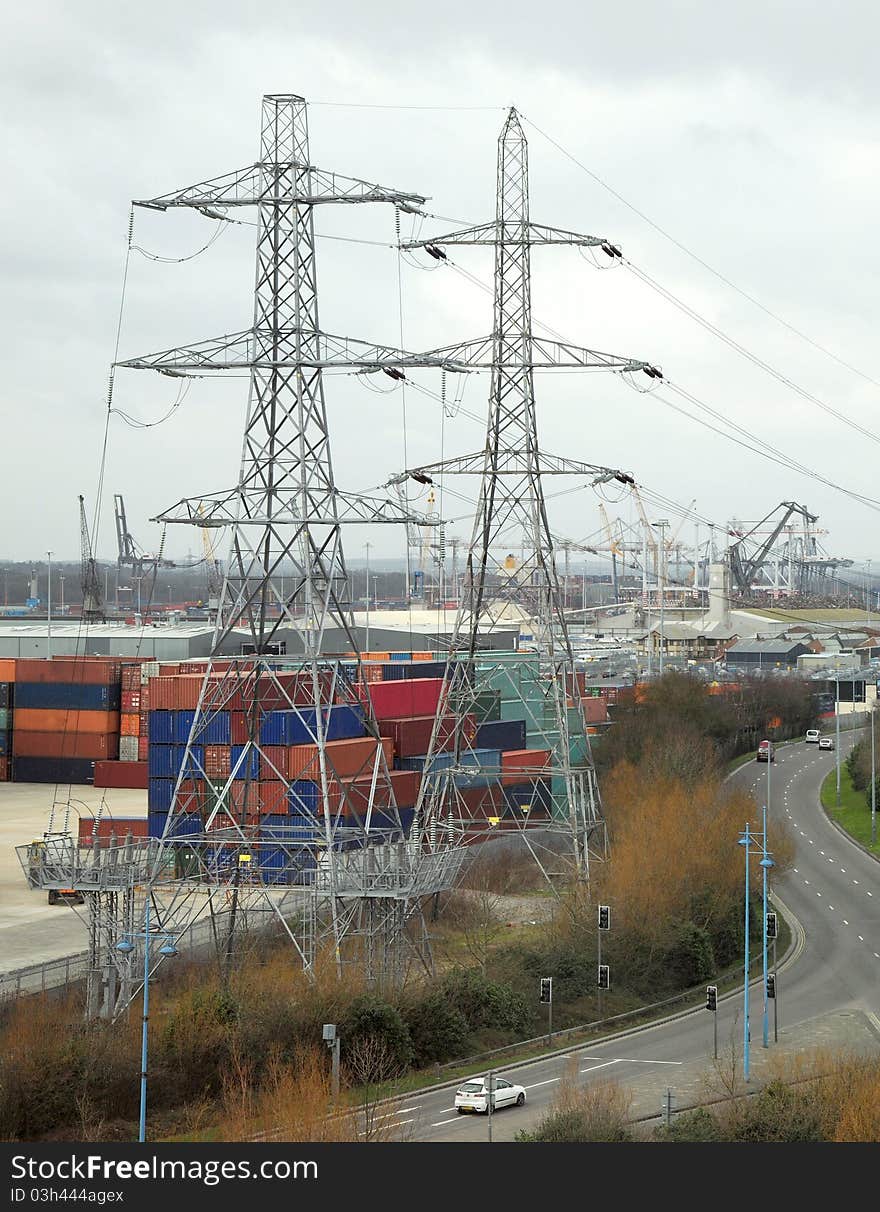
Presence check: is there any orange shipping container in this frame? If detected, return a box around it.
[14,708,120,735]
[120,713,140,737]
[287,736,394,781]
[0,659,16,682]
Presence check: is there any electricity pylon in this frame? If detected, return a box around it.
[401,108,659,883]
[26,94,472,1008]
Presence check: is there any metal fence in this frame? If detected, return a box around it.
[0,912,241,1003]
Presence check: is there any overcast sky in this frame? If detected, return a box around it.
[5,2,880,574]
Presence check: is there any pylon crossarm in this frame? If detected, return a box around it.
[401,221,609,248]
[416,334,652,372]
[136,164,425,211]
[152,489,444,527]
[117,328,469,373]
[403,450,631,479]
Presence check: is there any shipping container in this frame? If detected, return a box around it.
[13,756,95,784]
[12,731,118,760]
[0,733,9,757]
[0,707,10,731]
[0,756,8,781]
[147,711,174,744]
[457,784,506,819]
[148,778,175,813]
[257,704,365,746]
[0,660,16,683]
[78,815,148,846]
[500,748,552,785]
[120,713,140,737]
[119,735,140,762]
[475,718,527,751]
[13,708,120,735]
[378,713,475,759]
[121,690,142,713]
[0,683,11,708]
[287,735,394,781]
[93,761,149,790]
[288,769,420,817]
[363,677,445,721]
[502,779,553,815]
[138,735,149,761]
[14,682,120,711]
[16,658,120,685]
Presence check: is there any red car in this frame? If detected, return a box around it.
[756,740,776,763]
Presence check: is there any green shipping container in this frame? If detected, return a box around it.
[469,691,502,725]
[0,708,9,731]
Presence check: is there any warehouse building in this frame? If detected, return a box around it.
[724,639,811,669]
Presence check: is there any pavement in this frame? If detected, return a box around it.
[0,780,146,973]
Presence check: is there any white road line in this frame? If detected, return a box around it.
[793,868,798,873]
[817,892,822,897]
[804,879,810,885]
[829,905,834,911]
[841,869,846,873]
[523,1077,560,1091]
[843,920,849,926]
[617,1058,684,1065]
[430,1118,462,1127]
[853,880,859,885]
[820,851,825,856]
[579,1060,621,1076]
[868,892,874,897]
[809,839,814,845]
[875,954,879,959]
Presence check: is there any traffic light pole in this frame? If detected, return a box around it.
[487,1069,494,1143]
[597,926,603,1021]
[772,937,778,1042]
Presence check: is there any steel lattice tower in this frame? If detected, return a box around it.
[106,95,470,990]
[400,109,658,881]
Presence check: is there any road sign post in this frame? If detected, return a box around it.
[706,985,718,1059]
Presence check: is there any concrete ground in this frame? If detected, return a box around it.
[0,780,146,973]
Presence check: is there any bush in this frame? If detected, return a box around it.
[518,1067,633,1142]
[439,968,531,1036]
[726,1079,824,1142]
[404,993,471,1067]
[654,1106,723,1142]
[340,996,413,1072]
[663,922,716,988]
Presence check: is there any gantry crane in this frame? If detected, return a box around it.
[79,495,105,623]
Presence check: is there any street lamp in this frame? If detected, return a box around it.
[46,551,52,659]
[835,670,841,809]
[737,820,774,1080]
[59,575,65,618]
[116,899,178,1143]
[871,701,877,848]
[364,542,372,653]
[651,520,668,676]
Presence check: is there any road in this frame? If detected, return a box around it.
[396,734,880,1141]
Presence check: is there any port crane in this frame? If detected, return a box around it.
[114,494,176,584]
[79,495,105,622]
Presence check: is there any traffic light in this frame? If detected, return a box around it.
[539,977,552,1004]
[767,973,776,999]
[598,904,611,931]
[766,912,778,940]
[706,985,718,1012]
[597,964,610,990]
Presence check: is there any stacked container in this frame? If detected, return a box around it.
[0,660,14,782]
[12,658,121,784]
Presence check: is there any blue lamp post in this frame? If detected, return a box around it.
[739,819,774,1081]
[116,897,178,1143]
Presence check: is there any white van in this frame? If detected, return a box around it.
[805,729,820,744]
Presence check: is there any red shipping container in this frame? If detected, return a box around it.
[138,735,149,761]
[287,736,394,781]
[93,761,149,789]
[120,713,140,737]
[0,756,8,781]
[260,746,289,779]
[501,749,552,785]
[13,731,119,760]
[580,698,607,724]
[223,671,334,712]
[139,684,151,711]
[377,713,475,758]
[204,745,232,779]
[335,769,420,814]
[231,780,288,815]
[457,785,505,820]
[121,690,141,713]
[78,814,148,843]
[363,678,446,721]
[16,659,120,686]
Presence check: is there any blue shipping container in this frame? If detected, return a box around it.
[475,719,527,751]
[15,682,120,711]
[173,710,231,745]
[148,778,175,812]
[230,745,261,780]
[147,810,168,838]
[258,704,365,746]
[13,756,95,784]
[503,779,552,813]
[148,711,174,744]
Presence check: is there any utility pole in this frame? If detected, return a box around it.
[836,671,841,808]
[653,520,668,676]
[365,542,372,653]
[871,702,877,847]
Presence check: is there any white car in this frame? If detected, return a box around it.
[805,729,820,744]
[454,1076,526,1114]
[819,736,835,751]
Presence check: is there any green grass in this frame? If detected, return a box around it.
[820,767,880,857]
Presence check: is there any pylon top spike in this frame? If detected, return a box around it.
[502,106,524,135]
[264,92,306,103]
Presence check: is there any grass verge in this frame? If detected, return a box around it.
[820,767,880,857]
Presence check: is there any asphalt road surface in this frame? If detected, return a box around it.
[397,733,880,1141]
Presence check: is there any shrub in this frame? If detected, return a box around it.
[663,922,716,988]
[339,996,413,1072]
[439,968,531,1036]
[404,993,470,1067]
[654,1106,723,1142]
